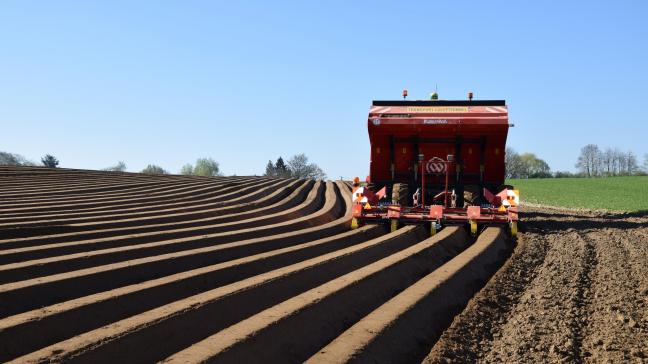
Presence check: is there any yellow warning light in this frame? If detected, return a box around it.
[364,203,371,210]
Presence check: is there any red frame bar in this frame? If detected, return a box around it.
[356,205,518,225]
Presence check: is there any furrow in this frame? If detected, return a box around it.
[8,227,423,363]
[307,227,510,364]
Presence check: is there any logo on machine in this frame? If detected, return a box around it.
[372,118,381,125]
[425,157,447,174]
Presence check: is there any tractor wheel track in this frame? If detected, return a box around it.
[0,166,514,363]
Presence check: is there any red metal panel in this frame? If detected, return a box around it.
[467,205,481,219]
[369,139,389,181]
[394,141,413,178]
[367,102,509,186]
[429,205,443,219]
[387,205,401,218]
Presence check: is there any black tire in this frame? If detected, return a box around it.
[463,190,477,207]
[391,183,409,206]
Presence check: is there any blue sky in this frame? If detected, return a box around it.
[2,1,647,178]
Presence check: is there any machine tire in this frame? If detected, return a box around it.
[391,183,409,206]
[462,185,481,207]
[463,190,478,206]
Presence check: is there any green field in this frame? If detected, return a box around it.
[506,176,648,212]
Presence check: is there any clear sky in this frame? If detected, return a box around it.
[2,1,647,178]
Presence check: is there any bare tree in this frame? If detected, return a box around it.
[603,148,614,176]
[593,148,603,176]
[0,152,20,166]
[264,160,276,177]
[612,148,622,175]
[627,151,638,175]
[103,161,127,172]
[505,148,523,179]
[286,154,327,180]
[643,154,648,173]
[578,145,643,176]
[576,144,600,177]
[0,151,36,166]
[618,151,629,175]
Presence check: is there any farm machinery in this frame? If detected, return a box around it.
[351,91,519,237]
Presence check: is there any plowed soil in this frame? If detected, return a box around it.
[425,206,648,363]
[6,166,643,363]
[0,166,513,363]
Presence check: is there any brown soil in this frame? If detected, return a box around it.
[425,206,648,363]
[8,166,642,363]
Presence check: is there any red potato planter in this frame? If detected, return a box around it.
[351,95,519,237]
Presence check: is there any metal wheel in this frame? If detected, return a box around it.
[351,217,359,229]
[430,221,437,236]
[390,219,398,232]
[510,221,518,238]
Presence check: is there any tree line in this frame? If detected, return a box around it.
[575,144,644,177]
[505,148,552,178]
[264,154,326,179]
[0,151,59,168]
[505,145,648,179]
[103,158,222,176]
[1,150,327,179]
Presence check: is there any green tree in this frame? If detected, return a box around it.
[506,149,551,179]
[180,163,194,175]
[193,158,221,176]
[41,154,59,168]
[520,153,551,178]
[141,164,168,174]
[554,171,578,178]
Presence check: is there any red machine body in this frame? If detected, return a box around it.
[353,98,519,236]
[368,100,508,195]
